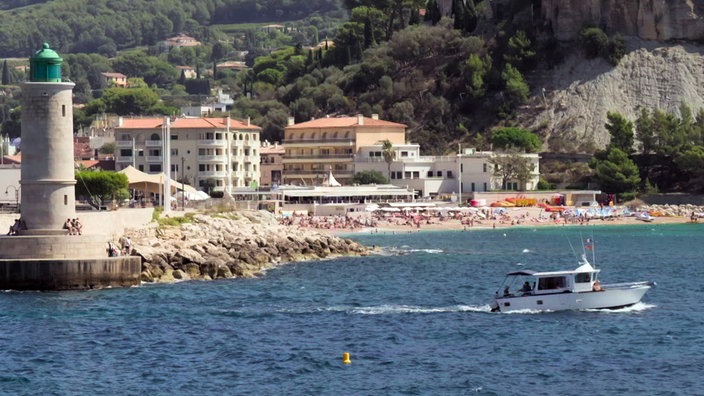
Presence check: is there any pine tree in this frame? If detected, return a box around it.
[1,60,10,85]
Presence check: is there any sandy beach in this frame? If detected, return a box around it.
[290,206,696,236]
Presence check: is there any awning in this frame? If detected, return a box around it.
[119,165,196,194]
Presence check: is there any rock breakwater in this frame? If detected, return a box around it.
[127,211,370,283]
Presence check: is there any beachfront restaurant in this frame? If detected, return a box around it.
[279,184,417,216]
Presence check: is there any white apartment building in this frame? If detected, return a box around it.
[355,145,540,199]
[114,116,261,192]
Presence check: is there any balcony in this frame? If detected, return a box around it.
[198,139,227,147]
[145,140,163,147]
[146,156,163,163]
[284,154,354,163]
[198,170,227,178]
[198,155,227,162]
[116,140,133,148]
[283,138,354,148]
[116,155,133,163]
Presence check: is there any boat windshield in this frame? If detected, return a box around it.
[497,274,536,297]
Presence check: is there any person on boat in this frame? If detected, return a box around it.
[521,281,532,294]
[503,286,510,297]
[593,279,603,291]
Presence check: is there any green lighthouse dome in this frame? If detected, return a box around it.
[29,43,63,82]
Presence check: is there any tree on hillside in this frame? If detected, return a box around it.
[501,64,529,107]
[1,60,12,85]
[605,111,635,154]
[590,147,641,193]
[91,87,161,116]
[674,146,704,192]
[491,127,541,153]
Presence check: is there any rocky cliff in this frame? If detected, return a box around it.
[127,211,370,283]
[522,41,704,151]
[541,0,704,41]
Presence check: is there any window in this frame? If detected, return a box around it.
[483,182,487,191]
[460,164,463,172]
[575,273,591,283]
[120,149,132,156]
[391,172,397,179]
[149,164,162,172]
[437,171,442,177]
[138,165,144,171]
[150,133,160,141]
[395,171,402,179]
[427,171,433,177]
[62,105,66,117]
[412,171,419,178]
[171,164,179,172]
[401,151,409,157]
[170,134,178,140]
[171,148,178,156]
[447,171,453,178]
[538,277,566,290]
[483,163,487,172]
[471,182,475,192]
[404,171,411,179]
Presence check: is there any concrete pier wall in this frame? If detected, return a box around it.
[0,257,141,290]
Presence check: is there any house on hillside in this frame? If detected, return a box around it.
[100,72,128,87]
[163,34,201,48]
[176,65,197,79]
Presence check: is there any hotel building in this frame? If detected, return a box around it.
[114,116,261,192]
[282,114,406,186]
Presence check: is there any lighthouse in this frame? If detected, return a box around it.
[20,43,76,235]
[0,43,141,290]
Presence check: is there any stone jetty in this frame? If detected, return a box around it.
[128,210,370,283]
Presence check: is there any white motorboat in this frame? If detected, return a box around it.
[490,252,654,313]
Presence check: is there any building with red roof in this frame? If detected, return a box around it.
[114,116,261,191]
[283,114,407,185]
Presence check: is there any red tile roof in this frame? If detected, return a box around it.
[260,145,285,154]
[74,137,93,159]
[286,116,406,129]
[117,117,261,131]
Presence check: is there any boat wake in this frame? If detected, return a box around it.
[377,246,444,256]
[585,301,656,313]
[346,304,492,315]
[498,302,657,315]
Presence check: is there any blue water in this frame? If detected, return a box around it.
[1,224,703,395]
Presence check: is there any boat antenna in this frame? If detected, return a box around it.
[567,236,579,263]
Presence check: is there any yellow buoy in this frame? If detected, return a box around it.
[342,352,351,364]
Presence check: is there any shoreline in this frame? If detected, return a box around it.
[299,206,697,237]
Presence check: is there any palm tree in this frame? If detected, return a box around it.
[381,139,395,181]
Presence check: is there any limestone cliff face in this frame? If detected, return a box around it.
[523,43,704,150]
[541,0,704,41]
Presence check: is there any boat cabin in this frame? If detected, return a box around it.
[496,257,600,297]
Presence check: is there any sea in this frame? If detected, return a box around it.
[0,223,702,395]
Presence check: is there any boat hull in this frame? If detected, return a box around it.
[491,282,654,312]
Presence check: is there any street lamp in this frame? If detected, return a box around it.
[457,144,463,206]
[181,156,185,211]
[5,185,19,213]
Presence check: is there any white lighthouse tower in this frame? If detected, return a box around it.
[19,43,76,235]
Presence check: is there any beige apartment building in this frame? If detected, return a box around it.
[114,116,261,192]
[283,114,406,185]
[260,141,284,187]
